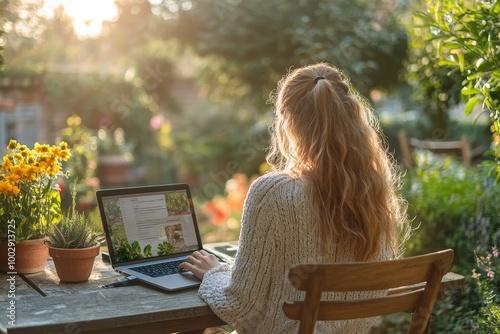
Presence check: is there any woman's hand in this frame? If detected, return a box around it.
[178,250,221,280]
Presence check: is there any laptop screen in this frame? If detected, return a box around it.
[96,184,202,265]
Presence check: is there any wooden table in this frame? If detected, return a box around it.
[0,244,465,334]
[0,250,226,334]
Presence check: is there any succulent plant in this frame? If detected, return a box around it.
[46,184,98,249]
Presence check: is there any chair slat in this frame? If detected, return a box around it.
[288,249,454,291]
[284,289,424,320]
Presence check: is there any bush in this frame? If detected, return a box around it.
[470,245,500,333]
[401,152,499,332]
[403,153,499,270]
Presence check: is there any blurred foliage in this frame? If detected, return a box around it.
[1,0,414,191]
[0,0,47,71]
[470,246,500,332]
[403,155,499,270]
[410,0,500,178]
[171,102,268,192]
[169,0,408,106]
[402,153,500,332]
[44,72,159,160]
[404,1,464,138]
[1,1,178,182]
[58,115,99,213]
[199,173,251,243]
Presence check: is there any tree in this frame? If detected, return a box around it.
[414,0,500,179]
[166,0,408,108]
[0,0,48,71]
[404,0,464,138]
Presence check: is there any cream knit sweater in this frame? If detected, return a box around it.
[199,172,391,334]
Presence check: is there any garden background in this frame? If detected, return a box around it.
[0,0,499,332]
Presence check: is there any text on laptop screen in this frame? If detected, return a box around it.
[101,189,199,263]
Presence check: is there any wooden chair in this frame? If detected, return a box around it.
[283,249,454,334]
[397,130,482,170]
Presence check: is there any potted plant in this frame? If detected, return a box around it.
[95,127,134,186]
[46,185,100,282]
[0,139,71,274]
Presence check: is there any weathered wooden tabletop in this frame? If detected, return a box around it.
[0,242,465,334]
[0,250,225,334]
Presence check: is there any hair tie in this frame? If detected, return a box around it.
[314,76,325,84]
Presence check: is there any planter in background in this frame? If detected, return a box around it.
[97,154,131,186]
[48,244,100,283]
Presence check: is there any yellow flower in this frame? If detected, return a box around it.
[59,141,69,150]
[34,143,50,153]
[52,142,71,160]
[0,181,20,196]
[6,172,21,184]
[1,156,13,172]
[493,133,500,144]
[7,139,17,150]
[13,153,23,162]
[24,165,39,181]
[1,140,71,241]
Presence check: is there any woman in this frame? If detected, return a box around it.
[179,63,409,333]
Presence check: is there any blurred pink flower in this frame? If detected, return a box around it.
[486,267,495,279]
[86,177,100,189]
[150,115,164,130]
[492,245,499,258]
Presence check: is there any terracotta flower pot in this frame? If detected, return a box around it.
[98,154,131,186]
[0,238,49,274]
[48,245,100,283]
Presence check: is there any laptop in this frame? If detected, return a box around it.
[96,183,216,291]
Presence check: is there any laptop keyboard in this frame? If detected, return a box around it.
[129,260,184,278]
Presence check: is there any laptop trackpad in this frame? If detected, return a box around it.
[177,271,199,282]
[152,272,200,291]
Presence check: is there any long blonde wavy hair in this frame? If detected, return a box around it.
[267,63,408,261]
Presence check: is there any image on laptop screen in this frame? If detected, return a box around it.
[99,187,201,264]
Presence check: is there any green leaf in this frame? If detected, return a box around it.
[476,58,485,70]
[458,53,465,72]
[437,59,458,67]
[464,97,483,115]
[467,73,479,80]
[442,41,463,50]
[461,86,481,96]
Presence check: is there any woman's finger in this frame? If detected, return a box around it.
[178,261,194,272]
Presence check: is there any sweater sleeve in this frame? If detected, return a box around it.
[198,174,284,327]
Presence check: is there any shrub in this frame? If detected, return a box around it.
[470,245,500,333]
[402,152,499,332]
[402,153,499,272]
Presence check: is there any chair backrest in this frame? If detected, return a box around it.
[397,130,472,169]
[283,249,454,334]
